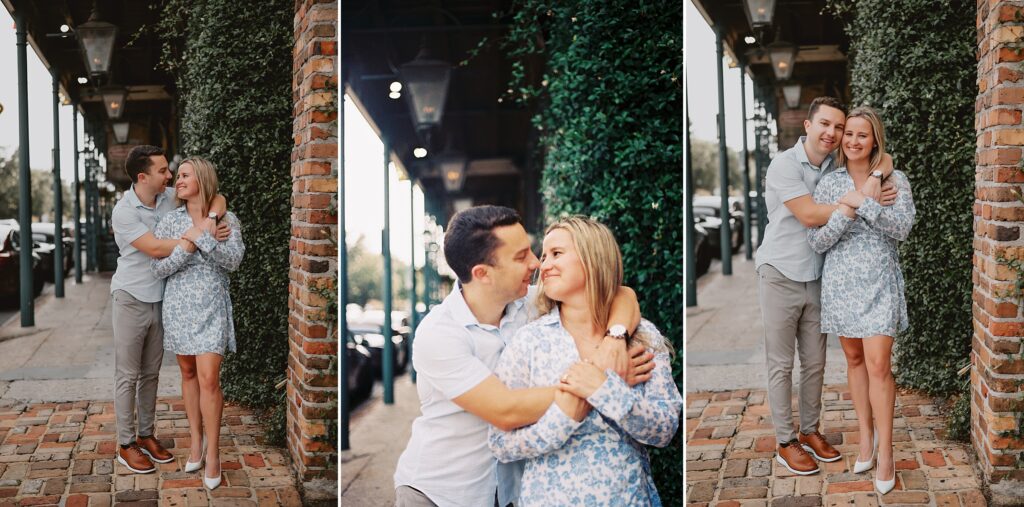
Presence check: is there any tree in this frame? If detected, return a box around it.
[29,169,72,222]
[346,234,411,309]
[0,151,17,219]
[690,138,746,195]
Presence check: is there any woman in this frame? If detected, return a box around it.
[151,157,245,490]
[487,217,681,506]
[807,106,915,495]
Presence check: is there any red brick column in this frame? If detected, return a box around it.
[288,0,337,498]
[973,1,1024,503]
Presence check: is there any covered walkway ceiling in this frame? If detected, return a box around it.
[342,0,545,229]
[2,0,175,186]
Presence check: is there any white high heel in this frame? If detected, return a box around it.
[875,456,896,495]
[853,429,878,473]
[184,438,206,473]
[203,469,222,490]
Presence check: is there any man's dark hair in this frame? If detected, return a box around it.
[124,145,165,183]
[807,96,847,121]
[444,205,523,284]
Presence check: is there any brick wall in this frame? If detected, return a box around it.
[973,1,1024,503]
[287,0,337,498]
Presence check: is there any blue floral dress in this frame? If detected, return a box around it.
[807,169,915,338]
[487,310,682,507]
[151,208,245,355]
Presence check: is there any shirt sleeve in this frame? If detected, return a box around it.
[806,175,853,254]
[586,349,682,447]
[412,321,494,400]
[199,213,245,272]
[766,156,810,203]
[858,171,916,241]
[111,206,149,246]
[150,215,191,279]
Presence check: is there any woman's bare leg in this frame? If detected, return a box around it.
[197,353,224,478]
[176,355,203,463]
[864,335,896,481]
[840,337,874,462]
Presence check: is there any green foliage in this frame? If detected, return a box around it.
[156,0,294,444]
[827,0,975,397]
[0,151,73,221]
[347,235,411,307]
[945,377,972,442]
[690,138,744,195]
[503,0,682,503]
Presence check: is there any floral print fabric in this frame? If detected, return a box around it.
[807,169,915,338]
[151,207,245,355]
[488,309,682,506]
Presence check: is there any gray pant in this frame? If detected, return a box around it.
[395,486,438,507]
[758,264,827,444]
[111,290,164,446]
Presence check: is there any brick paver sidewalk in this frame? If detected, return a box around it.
[0,397,300,507]
[686,386,986,506]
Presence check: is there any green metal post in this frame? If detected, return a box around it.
[52,70,64,297]
[739,58,752,261]
[714,23,733,275]
[72,108,82,283]
[339,84,349,451]
[16,7,34,327]
[382,141,394,405]
[409,182,417,384]
[685,90,697,307]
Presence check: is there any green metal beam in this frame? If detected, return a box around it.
[714,23,733,275]
[52,70,64,297]
[16,7,34,327]
[72,107,82,284]
[382,141,394,405]
[739,58,753,261]
[409,181,417,384]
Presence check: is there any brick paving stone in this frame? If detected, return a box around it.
[722,459,748,478]
[771,496,822,507]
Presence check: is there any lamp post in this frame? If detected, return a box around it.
[76,4,118,77]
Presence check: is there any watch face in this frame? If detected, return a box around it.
[609,324,627,336]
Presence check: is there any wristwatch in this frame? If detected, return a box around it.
[871,170,883,179]
[606,324,630,341]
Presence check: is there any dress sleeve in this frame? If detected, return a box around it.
[150,215,192,279]
[585,330,682,447]
[488,327,582,463]
[806,175,853,253]
[855,172,915,241]
[200,213,245,272]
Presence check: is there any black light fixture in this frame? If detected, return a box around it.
[111,121,130,144]
[75,3,118,77]
[782,83,802,109]
[743,0,776,29]
[437,151,467,193]
[101,86,127,119]
[399,47,452,136]
[768,40,797,81]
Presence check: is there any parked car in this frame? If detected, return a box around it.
[32,222,75,278]
[692,221,714,277]
[345,333,375,405]
[349,322,409,378]
[0,222,45,306]
[692,196,745,256]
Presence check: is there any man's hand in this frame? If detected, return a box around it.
[860,176,881,201]
[178,238,197,253]
[839,190,865,209]
[215,222,231,242]
[558,361,607,399]
[880,180,897,206]
[553,388,591,422]
[877,153,895,177]
[625,345,656,387]
[593,337,629,379]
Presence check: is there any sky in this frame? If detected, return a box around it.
[0,10,82,185]
[687,0,754,151]
[343,94,426,268]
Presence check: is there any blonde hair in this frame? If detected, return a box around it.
[175,156,219,215]
[536,216,670,353]
[836,106,887,171]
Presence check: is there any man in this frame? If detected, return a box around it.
[393,205,652,507]
[755,97,896,475]
[109,145,228,474]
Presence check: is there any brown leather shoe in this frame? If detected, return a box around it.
[116,443,156,474]
[136,435,174,464]
[777,440,820,475]
[799,431,842,462]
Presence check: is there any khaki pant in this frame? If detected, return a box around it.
[758,264,827,444]
[394,486,438,507]
[111,290,164,446]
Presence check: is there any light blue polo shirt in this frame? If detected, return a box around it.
[394,284,537,507]
[110,186,178,302]
[755,137,837,282]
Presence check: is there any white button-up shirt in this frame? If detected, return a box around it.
[110,186,178,302]
[394,285,537,507]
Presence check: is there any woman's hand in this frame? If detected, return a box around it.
[558,361,607,399]
[553,388,591,422]
[840,190,866,209]
[182,226,203,243]
[178,238,197,253]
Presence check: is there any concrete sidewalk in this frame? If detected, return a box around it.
[0,274,181,403]
[686,256,847,392]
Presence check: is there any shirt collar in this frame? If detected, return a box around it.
[447,283,528,330]
[795,136,835,172]
[127,184,168,210]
